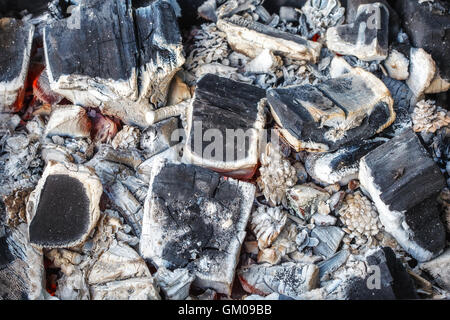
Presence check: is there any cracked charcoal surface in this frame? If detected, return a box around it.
[29,174,90,247]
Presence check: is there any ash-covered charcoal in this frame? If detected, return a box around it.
[154,267,195,300]
[45,105,92,139]
[140,160,255,295]
[0,223,45,300]
[380,75,415,136]
[394,0,450,82]
[383,49,409,81]
[326,3,389,61]
[134,0,185,108]
[267,67,395,152]
[317,249,349,281]
[406,47,436,98]
[305,139,386,185]
[140,117,181,159]
[0,18,34,112]
[238,262,319,299]
[419,248,450,291]
[43,0,184,127]
[90,277,161,300]
[87,242,151,285]
[217,15,322,62]
[33,68,64,105]
[311,226,344,258]
[184,74,266,178]
[359,129,447,262]
[26,161,102,248]
[301,0,345,37]
[337,247,418,300]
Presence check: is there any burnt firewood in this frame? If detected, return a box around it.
[184,74,266,178]
[26,161,102,248]
[0,224,45,300]
[342,247,418,300]
[0,18,34,112]
[267,67,395,152]
[359,129,446,262]
[140,160,255,295]
[43,0,184,127]
[217,15,322,63]
[394,0,450,81]
[326,3,389,61]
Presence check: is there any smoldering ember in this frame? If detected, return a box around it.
[0,0,449,302]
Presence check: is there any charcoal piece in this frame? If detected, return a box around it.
[317,249,349,281]
[267,67,395,152]
[419,248,450,291]
[381,75,415,136]
[383,49,409,81]
[344,0,400,43]
[140,117,181,159]
[311,226,344,258]
[26,161,102,248]
[45,105,92,138]
[359,129,446,262]
[154,267,195,300]
[305,139,386,185]
[394,0,450,81]
[406,47,436,98]
[238,262,319,299]
[184,74,266,177]
[0,224,45,300]
[0,18,34,112]
[344,247,417,300]
[140,160,255,295]
[44,0,184,126]
[134,0,185,107]
[326,3,389,61]
[33,68,64,105]
[217,15,322,62]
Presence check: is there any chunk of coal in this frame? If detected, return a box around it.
[0,18,34,112]
[311,226,344,258]
[394,0,450,81]
[359,129,446,262]
[217,15,322,63]
[27,161,103,248]
[45,105,92,138]
[343,247,417,300]
[184,74,266,178]
[326,3,389,61]
[238,262,319,299]
[140,160,255,295]
[267,67,395,152]
[0,224,45,300]
[43,0,184,127]
[305,139,386,185]
[317,249,350,281]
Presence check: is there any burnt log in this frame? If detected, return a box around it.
[267,67,395,152]
[184,74,266,178]
[359,129,447,262]
[0,18,34,112]
[43,0,184,127]
[140,160,255,295]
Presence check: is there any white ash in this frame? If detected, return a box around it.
[411,100,450,134]
[384,49,409,81]
[257,143,297,206]
[406,47,436,97]
[44,105,91,139]
[111,125,140,150]
[337,192,383,248]
[257,221,299,265]
[286,184,330,220]
[302,0,345,37]
[251,205,287,250]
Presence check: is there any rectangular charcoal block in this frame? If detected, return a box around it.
[140,160,255,295]
[184,73,266,177]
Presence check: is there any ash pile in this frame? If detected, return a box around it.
[0,0,449,300]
